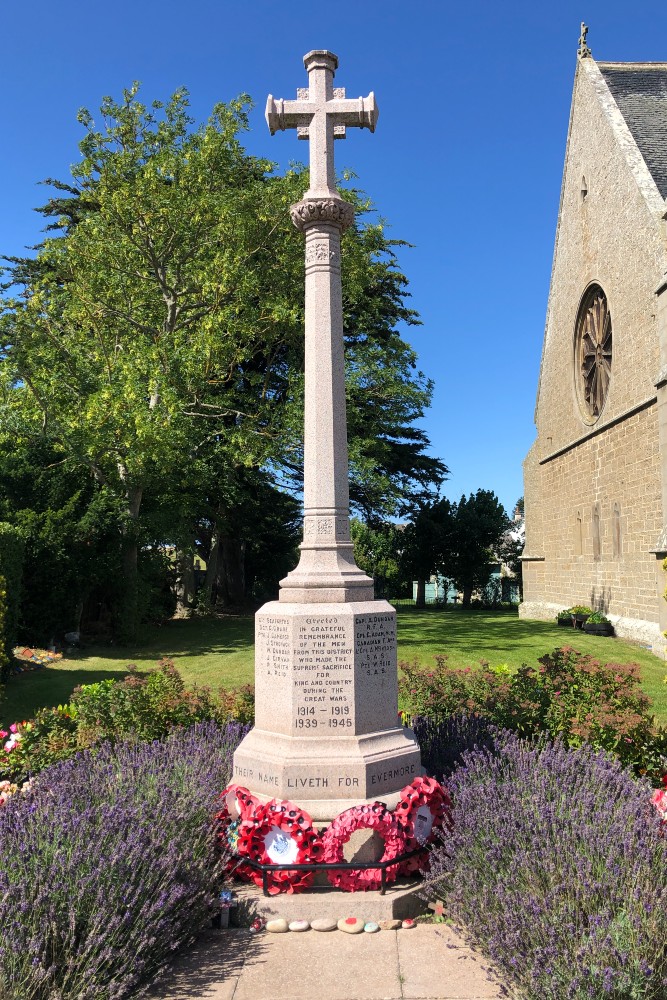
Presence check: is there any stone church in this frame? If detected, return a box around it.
[520,36,667,656]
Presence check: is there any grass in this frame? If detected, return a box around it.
[2,607,666,727]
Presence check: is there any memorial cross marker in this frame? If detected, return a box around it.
[233,51,421,820]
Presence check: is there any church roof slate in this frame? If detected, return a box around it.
[598,63,667,199]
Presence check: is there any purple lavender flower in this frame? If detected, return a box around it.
[0,721,248,999]
[425,731,667,999]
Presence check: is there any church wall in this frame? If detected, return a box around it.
[535,61,664,455]
[522,58,667,654]
[528,403,661,618]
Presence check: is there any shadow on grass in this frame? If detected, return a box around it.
[396,606,568,655]
[76,615,256,663]
[1,667,126,727]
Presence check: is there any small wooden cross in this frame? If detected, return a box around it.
[428,899,446,918]
[266,50,378,199]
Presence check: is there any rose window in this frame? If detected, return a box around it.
[575,285,612,421]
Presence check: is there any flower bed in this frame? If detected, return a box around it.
[425,731,667,999]
[11,645,62,673]
[0,720,247,1000]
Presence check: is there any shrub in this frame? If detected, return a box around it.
[0,708,79,784]
[218,683,255,725]
[0,523,24,682]
[0,660,255,784]
[425,732,667,1000]
[586,611,610,624]
[411,714,495,778]
[400,654,514,724]
[510,647,667,777]
[399,646,667,781]
[0,720,248,1000]
[70,658,226,744]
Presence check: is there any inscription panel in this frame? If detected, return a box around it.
[292,615,354,737]
[254,613,293,734]
[354,611,398,733]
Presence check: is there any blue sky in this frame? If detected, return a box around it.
[3,1,667,515]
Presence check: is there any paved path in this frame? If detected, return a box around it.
[141,924,511,1000]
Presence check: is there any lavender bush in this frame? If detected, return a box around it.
[0,720,248,1000]
[425,732,667,999]
[411,713,495,778]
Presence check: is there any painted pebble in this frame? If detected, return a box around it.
[249,917,264,934]
[289,920,310,932]
[265,918,289,933]
[311,918,337,932]
[337,917,365,934]
[401,918,416,929]
[364,922,380,933]
[378,919,402,931]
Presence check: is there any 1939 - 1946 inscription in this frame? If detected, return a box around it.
[292,616,353,734]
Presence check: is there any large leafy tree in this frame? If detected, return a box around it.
[0,85,445,637]
[400,498,454,607]
[444,490,510,607]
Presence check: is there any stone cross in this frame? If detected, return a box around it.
[232,53,421,820]
[266,50,378,199]
[266,51,378,603]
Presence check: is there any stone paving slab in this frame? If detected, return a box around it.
[140,925,511,1000]
[397,925,509,999]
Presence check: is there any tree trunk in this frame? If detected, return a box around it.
[462,585,473,607]
[216,534,247,608]
[174,539,196,618]
[116,476,143,643]
[203,528,221,606]
[415,578,426,608]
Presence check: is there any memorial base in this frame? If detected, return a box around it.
[233,725,421,821]
[232,600,422,821]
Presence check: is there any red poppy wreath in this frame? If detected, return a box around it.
[236,798,323,895]
[320,801,407,891]
[393,775,452,874]
[214,783,261,882]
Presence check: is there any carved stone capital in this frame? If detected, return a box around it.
[290,197,354,233]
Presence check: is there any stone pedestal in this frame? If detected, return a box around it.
[233,601,421,820]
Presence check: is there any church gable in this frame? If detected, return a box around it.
[534,55,667,452]
[599,64,667,199]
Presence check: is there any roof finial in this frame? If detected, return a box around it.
[578,21,591,59]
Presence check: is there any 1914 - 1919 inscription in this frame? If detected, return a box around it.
[293,615,353,735]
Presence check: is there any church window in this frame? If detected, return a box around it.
[575,509,583,555]
[580,175,588,201]
[592,503,601,561]
[612,502,621,559]
[575,284,612,421]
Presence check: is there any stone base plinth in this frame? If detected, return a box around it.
[232,879,426,922]
[232,599,422,819]
[233,725,421,821]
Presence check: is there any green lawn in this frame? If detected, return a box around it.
[2,607,666,727]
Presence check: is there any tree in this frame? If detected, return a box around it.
[444,491,509,607]
[1,85,446,637]
[400,498,453,607]
[350,519,405,599]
